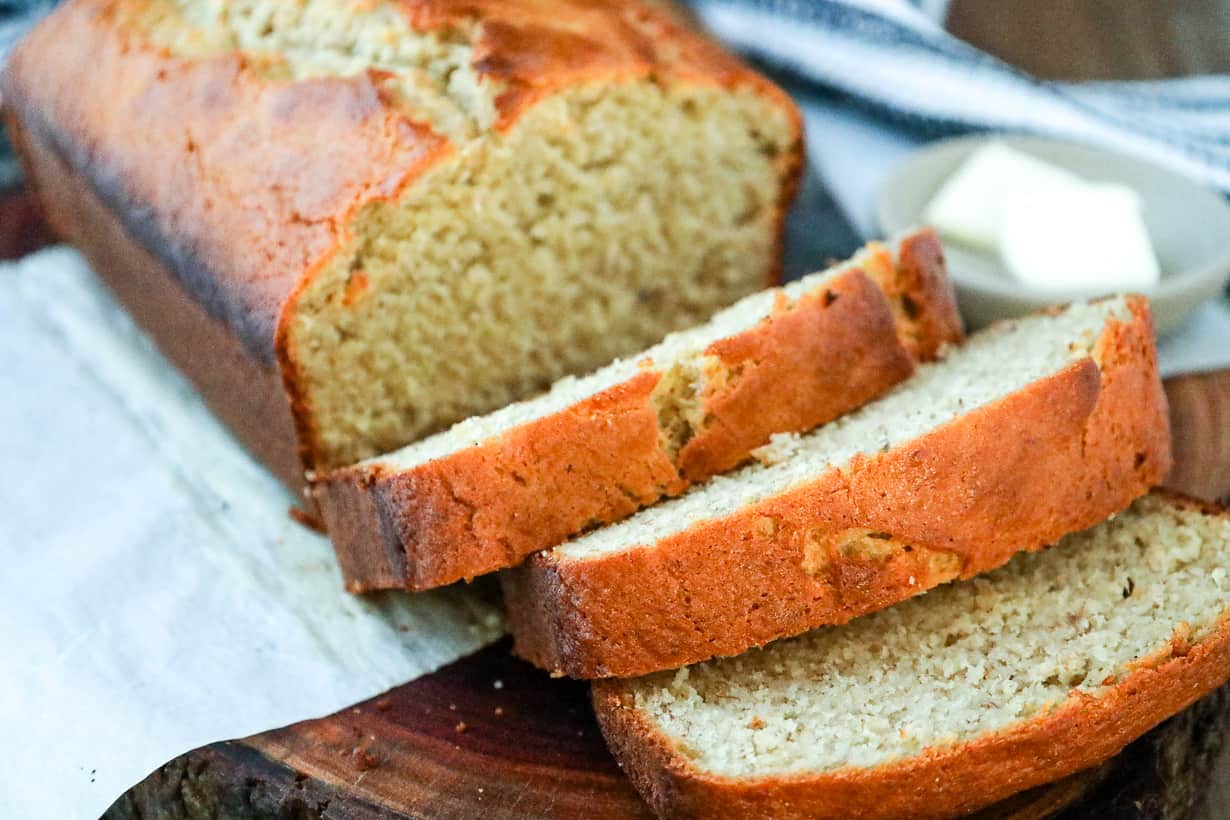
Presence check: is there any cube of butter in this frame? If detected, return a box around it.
[925,142,1084,251]
[999,183,1160,293]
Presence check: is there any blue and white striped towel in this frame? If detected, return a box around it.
[691,0,1230,231]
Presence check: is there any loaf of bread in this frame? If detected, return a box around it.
[3,0,802,490]
[594,492,1230,820]
[503,295,1171,678]
[316,229,961,591]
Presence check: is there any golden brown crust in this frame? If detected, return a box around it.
[2,0,802,481]
[591,494,1230,820]
[400,0,798,132]
[315,236,958,591]
[324,369,684,592]
[674,265,914,481]
[885,227,965,361]
[6,0,451,366]
[503,297,1171,678]
[4,112,307,492]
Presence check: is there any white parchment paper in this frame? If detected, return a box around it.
[0,248,505,819]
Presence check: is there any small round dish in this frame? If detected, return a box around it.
[878,134,1230,334]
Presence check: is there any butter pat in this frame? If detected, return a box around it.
[924,141,1162,294]
[925,143,1083,250]
[999,184,1160,292]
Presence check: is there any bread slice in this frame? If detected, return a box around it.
[593,492,1230,820]
[315,229,961,591]
[503,295,1171,678]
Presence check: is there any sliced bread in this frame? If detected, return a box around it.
[503,295,1171,678]
[7,0,807,489]
[315,229,961,592]
[593,492,1230,820]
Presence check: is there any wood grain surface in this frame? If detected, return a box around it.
[1167,371,1230,505]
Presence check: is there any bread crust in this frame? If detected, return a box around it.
[2,0,802,483]
[4,112,307,491]
[503,297,1171,678]
[679,227,964,482]
[877,227,964,362]
[592,492,1230,820]
[324,369,683,591]
[316,233,959,591]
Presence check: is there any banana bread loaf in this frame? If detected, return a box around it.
[2,0,802,489]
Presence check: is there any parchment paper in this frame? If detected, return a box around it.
[0,247,505,819]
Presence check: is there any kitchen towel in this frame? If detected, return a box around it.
[694,0,1230,209]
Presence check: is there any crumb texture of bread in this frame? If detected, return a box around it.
[504,295,1171,678]
[4,0,801,480]
[596,493,1230,819]
[287,81,798,469]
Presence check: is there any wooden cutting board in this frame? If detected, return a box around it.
[98,372,1230,820]
[6,188,1229,818]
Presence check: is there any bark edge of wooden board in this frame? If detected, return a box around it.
[104,641,1230,820]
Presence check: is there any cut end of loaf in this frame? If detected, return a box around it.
[316,231,959,592]
[134,0,801,472]
[289,80,796,469]
[597,493,1230,812]
[359,256,857,479]
[352,233,941,479]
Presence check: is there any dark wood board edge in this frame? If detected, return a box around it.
[108,638,655,820]
[104,642,1230,820]
[1166,371,1230,506]
[104,743,398,820]
[1051,684,1230,820]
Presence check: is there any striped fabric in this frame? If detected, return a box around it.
[692,0,1230,194]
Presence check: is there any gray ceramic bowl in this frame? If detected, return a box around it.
[878,135,1230,335]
